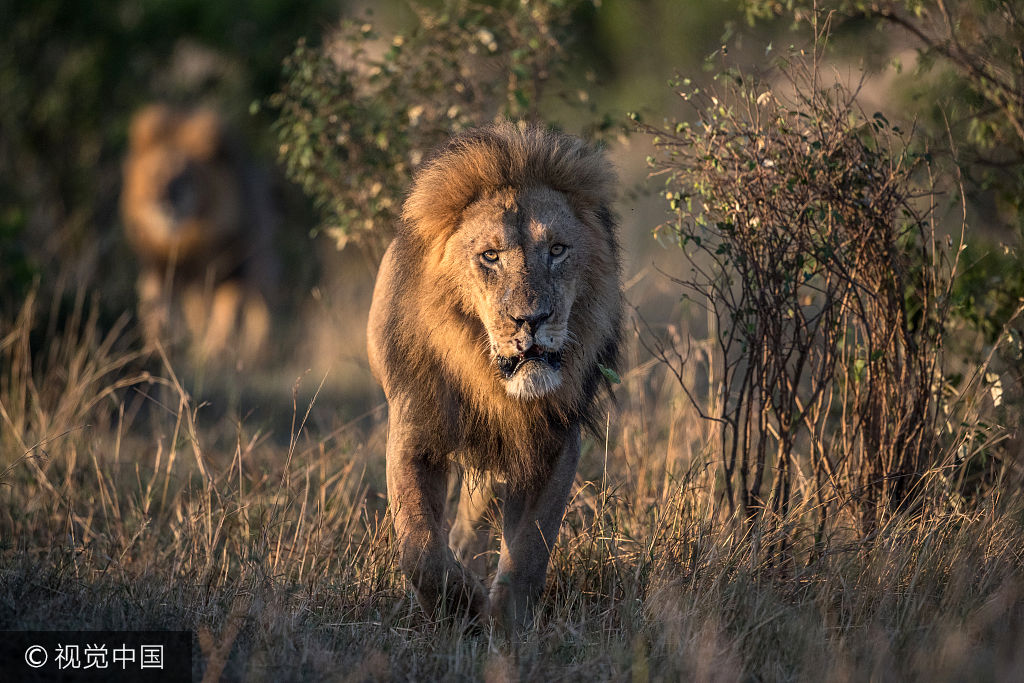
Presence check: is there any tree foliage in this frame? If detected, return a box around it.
[271,0,609,251]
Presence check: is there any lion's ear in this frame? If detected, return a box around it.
[128,104,173,151]
[177,108,224,161]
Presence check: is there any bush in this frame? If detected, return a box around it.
[743,1,1024,341]
[271,0,609,251]
[637,44,1005,538]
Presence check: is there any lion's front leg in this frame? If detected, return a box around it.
[449,470,496,577]
[137,267,170,350]
[490,427,581,633]
[385,407,488,620]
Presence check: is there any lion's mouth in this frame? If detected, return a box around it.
[497,345,562,379]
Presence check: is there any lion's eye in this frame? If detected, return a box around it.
[550,243,568,258]
[482,249,499,263]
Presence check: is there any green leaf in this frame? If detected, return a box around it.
[853,359,867,382]
[598,363,621,385]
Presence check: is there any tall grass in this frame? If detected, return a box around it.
[3,289,1024,681]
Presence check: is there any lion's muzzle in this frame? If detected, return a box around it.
[163,165,200,222]
[496,345,563,379]
[495,343,565,400]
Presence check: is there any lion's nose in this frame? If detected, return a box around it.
[164,165,198,220]
[510,310,551,332]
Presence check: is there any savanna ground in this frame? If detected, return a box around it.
[6,2,1024,681]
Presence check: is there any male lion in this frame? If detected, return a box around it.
[121,104,277,362]
[368,122,622,631]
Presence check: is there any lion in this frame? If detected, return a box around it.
[121,104,278,362]
[367,121,622,632]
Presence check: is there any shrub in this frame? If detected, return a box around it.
[271,0,608,251]
[743,1,1024,341]
[637,43,1004,538]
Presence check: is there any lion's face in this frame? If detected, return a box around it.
[121,106,242,259]
[442,186,588,400]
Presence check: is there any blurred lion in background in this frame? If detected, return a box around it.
[121,104,278,363]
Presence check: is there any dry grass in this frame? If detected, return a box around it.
[3,289,1024,682]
